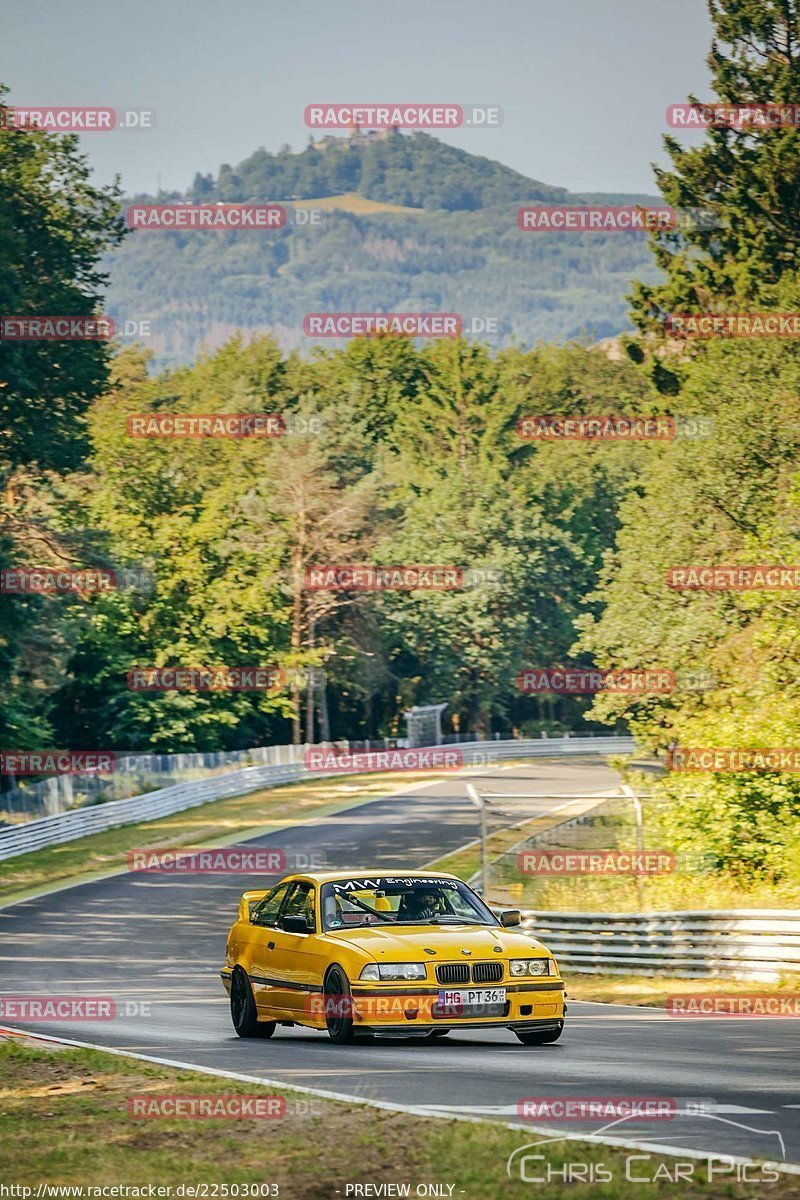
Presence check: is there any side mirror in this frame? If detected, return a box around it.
[281,914,312,934]
[500,909,521,927]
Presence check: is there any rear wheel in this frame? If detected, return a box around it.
[325,967,356,1044]
[230,967,276,1039]
[515,1021,563,1045]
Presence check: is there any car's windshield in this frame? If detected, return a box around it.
[320,876,497,931]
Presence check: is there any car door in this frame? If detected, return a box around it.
[269,881,328,1015]
[248,881,294,1014]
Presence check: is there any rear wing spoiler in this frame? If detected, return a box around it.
[238,890,269,922]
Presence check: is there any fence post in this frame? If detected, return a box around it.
[622,784,645,911]
[466,784,488,897]
[43,777,61,817]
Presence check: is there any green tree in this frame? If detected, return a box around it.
[55,340,295,751]
[576,339,800,878]
[376,339,581,734]
[0,81,124,751]
[630,1,800,332]
[0,83,125,475]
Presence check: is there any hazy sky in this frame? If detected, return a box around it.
[5,0,713,196]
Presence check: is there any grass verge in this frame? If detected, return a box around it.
[0,1038,793,1198]
[566,973,800,1006]
[0,770,451,906]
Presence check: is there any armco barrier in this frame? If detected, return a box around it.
[0,735,634,863]
[520,909,800,981]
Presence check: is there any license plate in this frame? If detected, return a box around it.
[438,987,506,1008]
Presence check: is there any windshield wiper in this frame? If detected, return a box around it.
[428,917,492,925]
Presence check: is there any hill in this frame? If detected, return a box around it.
[105,132,662,367]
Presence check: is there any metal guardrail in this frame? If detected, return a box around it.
[0,743,308,821]
[0,735,634,863]
[520,909,800,980]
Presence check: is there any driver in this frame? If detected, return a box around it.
[401,889,444,922]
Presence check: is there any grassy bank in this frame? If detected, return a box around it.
[566,973,800,1006]
[0,1038,793,1198]
[429,783,800,911]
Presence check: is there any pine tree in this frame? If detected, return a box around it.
[630,0,800,332]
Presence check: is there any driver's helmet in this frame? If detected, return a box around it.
[403,889,443,919]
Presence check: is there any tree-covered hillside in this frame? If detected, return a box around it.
[106,133,662,368]
[188,130,570,210]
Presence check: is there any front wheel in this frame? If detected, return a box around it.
[230,967,276,1039]
[515,1021,563,1045]
[325,967,356,1044]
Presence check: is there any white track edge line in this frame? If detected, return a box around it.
[1,1023,797,1176]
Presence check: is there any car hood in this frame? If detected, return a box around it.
[323,924,551,962]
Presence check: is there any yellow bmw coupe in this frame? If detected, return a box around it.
[220,869,566,1044]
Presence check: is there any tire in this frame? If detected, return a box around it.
[325,966,356,1044]
[514,1021,563,1045]
[230,967,276,1039]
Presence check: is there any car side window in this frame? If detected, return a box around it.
[281,882,316,931]
[251,882,291,927]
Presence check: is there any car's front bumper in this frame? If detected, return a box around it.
[219,967,566,1030]
[318,980,566,1030]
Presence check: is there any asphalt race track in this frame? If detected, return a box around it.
[1,757,798,1169]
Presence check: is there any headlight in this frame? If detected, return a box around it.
[359,964,380,981]
[377,963,427,981]
[511,958,554,976]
